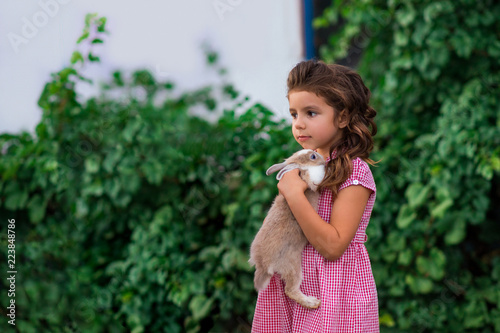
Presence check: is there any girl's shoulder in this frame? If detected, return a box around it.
[352,157,373,174]
[338,157,376,193]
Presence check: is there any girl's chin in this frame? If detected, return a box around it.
[298,143,317,150]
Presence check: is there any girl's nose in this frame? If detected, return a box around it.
[294,116,305,129]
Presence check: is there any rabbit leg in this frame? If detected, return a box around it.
[282,265,321,309]
[254,266,273,291]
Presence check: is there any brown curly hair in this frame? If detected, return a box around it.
[287,59,377,198]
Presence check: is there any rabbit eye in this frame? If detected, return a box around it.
[310,154,316,160]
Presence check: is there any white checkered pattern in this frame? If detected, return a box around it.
[251,153,379,332]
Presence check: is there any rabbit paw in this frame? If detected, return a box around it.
[302,296,321,309]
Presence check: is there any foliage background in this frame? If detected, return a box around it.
[1,2,500,332]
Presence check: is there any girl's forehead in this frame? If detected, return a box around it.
[288,89,321,97]
[288,90,329,106]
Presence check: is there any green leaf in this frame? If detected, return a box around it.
[395,5,416,27]
[464,300,487,328]
[488,40,500,57]
[416,248,446,280]
[75,197,89,218]
[450,29,473,58]
[394,29,409,47]
[206,51,218,65]
[250,170,264,185]
[70,51,84,64]
[140,159,163,185]
[16,320,38,333]
[131,326,145,333]
[83,179,104,197]
[76,30,90,44]
[97,17,107,32]
[84,13,98,27]
[103,147,123,173]
[492,257,500,281]
[27,194,48,223]
[88,53,100,62]
[4,183,28,210]
[396,204,416,229]
[397,249,413,266]
[379,312,396,327]
[406,182,430,208]
[222,202,239,226]
[123,119,143,142]
[445,218,466,245]
[3,160,20,180]
[405,274,434,294]
[430,198,453,218]
[387,231,406,251]
[84,157,100,174]
[189,295,213,321]
[59,67,77,81]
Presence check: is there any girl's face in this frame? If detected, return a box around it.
[288,90,345,159]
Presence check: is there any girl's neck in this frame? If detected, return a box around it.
[316,149,330,160]
[314,148,337,161]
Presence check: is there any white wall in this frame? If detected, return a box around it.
[0,0,304,134]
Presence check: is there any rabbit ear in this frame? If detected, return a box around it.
[266,162,287,176]
[275,164,300,180]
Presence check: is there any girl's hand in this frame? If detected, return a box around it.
[277,169,308,199]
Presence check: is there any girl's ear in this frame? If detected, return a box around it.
[337,109,349,128]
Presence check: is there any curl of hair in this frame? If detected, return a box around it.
[287,59,377,199]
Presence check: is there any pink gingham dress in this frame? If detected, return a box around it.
[252,153,379,332]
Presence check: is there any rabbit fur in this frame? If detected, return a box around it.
[249,149,326,309]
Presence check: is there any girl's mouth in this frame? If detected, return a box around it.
[297,136,311,142]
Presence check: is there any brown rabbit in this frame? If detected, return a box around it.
[249,149,326,309]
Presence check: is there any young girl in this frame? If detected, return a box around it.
[252,59,379,332]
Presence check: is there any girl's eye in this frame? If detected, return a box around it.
[290,113,297,119]
[308,111,317,117]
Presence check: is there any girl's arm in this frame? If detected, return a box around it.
[278,169,371,261]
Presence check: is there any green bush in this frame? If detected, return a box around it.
[0,14,299,332]
[316,0,500,331]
